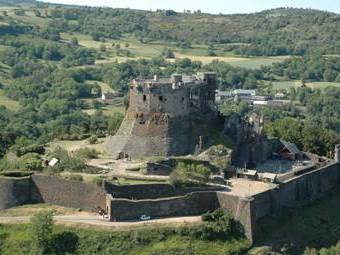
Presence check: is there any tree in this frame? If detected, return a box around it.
[34,9,41,17]
[30,211,54,255]
[71,37,79,46]
[20,153,43,171]
[115,43,121,50]
[100,44,106,52]
[162,48,175,58]
[125,42,129,48]
[14,9,25,16]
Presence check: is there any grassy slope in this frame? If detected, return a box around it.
[0,223,250,254]
[255,189,340,254]
[0,204,79,217]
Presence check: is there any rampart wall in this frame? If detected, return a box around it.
[253,162,340,219]
[104,182,223,199]
[0,177,33,210]
[107,191,220,221]
[32,175,106,211]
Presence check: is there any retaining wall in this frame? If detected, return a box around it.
[32,175,106,211]
[0,177,33,210]
[254,162,340,219]
[107,191,220,221]
[104,182,223,199]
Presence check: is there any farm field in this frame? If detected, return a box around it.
[60,32,289,68]
[271,80,340,90]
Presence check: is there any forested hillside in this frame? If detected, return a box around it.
[0,0,339,165]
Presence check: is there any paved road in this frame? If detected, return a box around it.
[0,215,201,228]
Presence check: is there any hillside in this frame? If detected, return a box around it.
[1,1,339,56]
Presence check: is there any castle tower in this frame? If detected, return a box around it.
[105,72,218,159]
[335,145,340,163]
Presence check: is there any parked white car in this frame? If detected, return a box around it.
[140,214,151,221]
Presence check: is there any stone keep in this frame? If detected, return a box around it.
[106,72,217,159]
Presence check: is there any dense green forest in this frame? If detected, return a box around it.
[0,0,339,162]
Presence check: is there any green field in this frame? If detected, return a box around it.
[272,80,340,90]
[59,32,289,68]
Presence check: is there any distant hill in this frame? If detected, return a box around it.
[0,2,339,56]
[0,0,37,5]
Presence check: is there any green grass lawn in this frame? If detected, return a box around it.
[255,189,340,254]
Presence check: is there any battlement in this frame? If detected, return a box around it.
[130,72,217,93]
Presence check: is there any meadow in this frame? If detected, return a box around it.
[272,80,340,90]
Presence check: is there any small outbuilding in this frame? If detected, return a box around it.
[279,141,303,161]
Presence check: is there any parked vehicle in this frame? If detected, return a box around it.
[140,214,151,221]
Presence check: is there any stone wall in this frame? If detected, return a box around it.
[32,175,106,211]
[253,162,340,220]
[104,182,223,199]
[107,191,220,221]
[216,192,256,242]
[232,139,281,167]
[0,177,34,210]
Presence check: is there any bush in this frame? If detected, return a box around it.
[88,135,98,144]
[92,176,104,186]
[162,48,175,58]
[74,148,99,159]
[198,209,243,240]
[48,147,86,172]
[169,161,211,187]
[20,153,43,171]
[30,211,54,254]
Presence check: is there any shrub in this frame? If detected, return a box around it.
[169,161,211,187]
[92,176,104,186]
[88,135,98,144]
[162,48,175,58]
[74,148,99,159]
[30,211,54,254]
[198,209,243,240]
[48,147,86,172]
[20,153,43,171]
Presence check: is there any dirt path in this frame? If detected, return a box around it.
[0,215,202,228]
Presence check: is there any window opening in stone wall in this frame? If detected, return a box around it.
[143,95,146,101]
